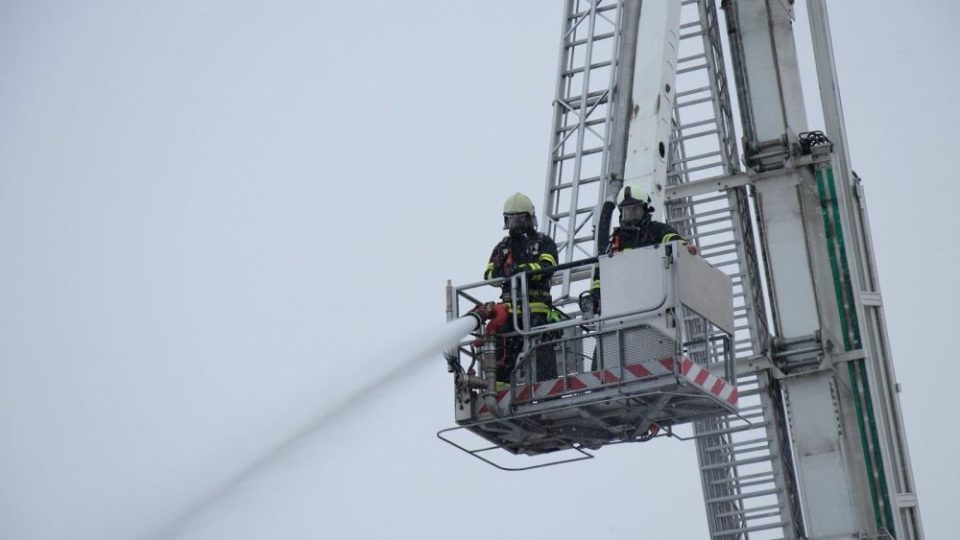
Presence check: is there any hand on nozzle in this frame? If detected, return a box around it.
[469,302,497,321]
[469,304,487,321]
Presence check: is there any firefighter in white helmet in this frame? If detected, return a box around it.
[484,193,559,383]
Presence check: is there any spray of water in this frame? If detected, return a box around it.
[142,316,477,540]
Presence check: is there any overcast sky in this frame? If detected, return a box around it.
[1,1,957,539]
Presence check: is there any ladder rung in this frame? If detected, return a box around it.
[674,117,717,131]
[553,146,604,161]
[668,192,728,208]
[668,160,726,176]
[549,207,594,220]
[676,128,721,143]
[678,54,707,66]
[567,4,617,20]
[713,259,741,269]
[673,214,729,229]
[677,95,715,108]
[727,442,774,457]
[677,59,709,73]
[740,513,787,527]
[562,60,612,77]
[694,422,767,439]
[557,91,609,110]
[700,247,738,259]
[687,226,734,240]
[704,437,770,452]
[706,487,780,504]
[565,31,616,49]
[736,387,764,399]
[669,197,730,213]
[709,471,775,487]
[697,239,738,252]
[548,175,602,191]
[711,521,788,538]
[710,441,770,462]
[734,477,781,491]
[700,248,739,260]
[715,502,782,519]
[674,150,723,165]
[729,412,765,424]
[556,117,606,134]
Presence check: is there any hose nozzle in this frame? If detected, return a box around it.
[463,302,509,335]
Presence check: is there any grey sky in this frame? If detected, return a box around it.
[0,1,956,539]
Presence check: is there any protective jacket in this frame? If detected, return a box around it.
[483,230,558,382]
[607,221,686,252]
[484,231,558,313]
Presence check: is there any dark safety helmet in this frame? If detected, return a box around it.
[616,183,653,226]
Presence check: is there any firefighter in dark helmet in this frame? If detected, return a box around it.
[591,183,697,312]
[484,193,559,383]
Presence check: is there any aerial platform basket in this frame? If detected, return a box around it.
[440,243,738,470]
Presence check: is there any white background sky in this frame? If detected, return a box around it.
[1,1,956,539]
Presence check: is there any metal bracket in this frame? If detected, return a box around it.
[664,172,752,201]
[735,353,786,379]
[668,405,756,441]
[860,291,883,307]
[830,348,866,365]
[436,424,594,472]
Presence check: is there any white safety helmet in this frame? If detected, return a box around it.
[502,192,537,233]
[616,183,650,207]
[503,192,535,214]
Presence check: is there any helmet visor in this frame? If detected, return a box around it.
[620,202,648,224]
[504,213,531,231]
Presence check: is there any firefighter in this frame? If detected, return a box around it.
[589,183,695,440]
[484,193,559,383]
[590,183,697,312]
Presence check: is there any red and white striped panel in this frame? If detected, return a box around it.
[679,358,738,406]
[478,357,736,415]
[622,357,675,380]
[516,357,676,403]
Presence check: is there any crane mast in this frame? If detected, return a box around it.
[539,1,922,538]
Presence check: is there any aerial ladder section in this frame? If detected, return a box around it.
[720,1,923,537]
[441,2,923,539]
